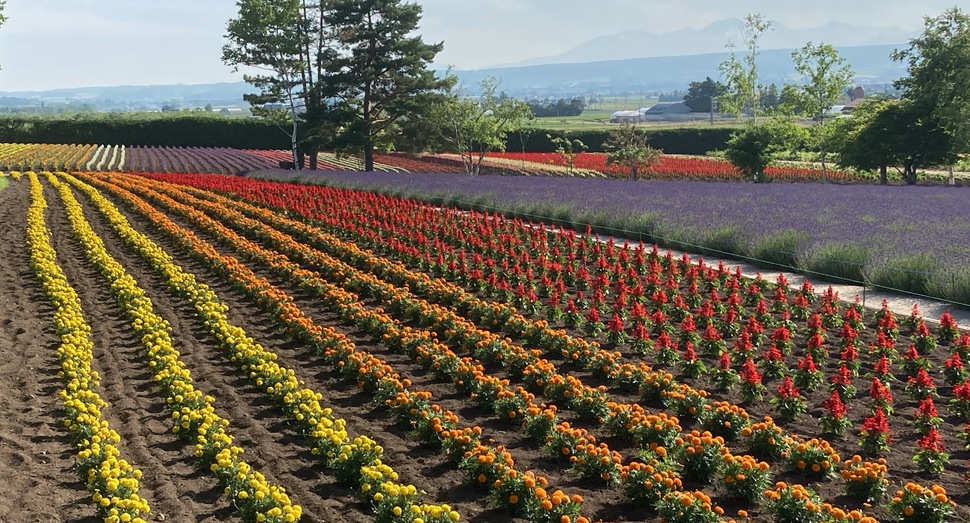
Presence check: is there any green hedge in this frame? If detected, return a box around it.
[0,114,291,149]
[0,114,735,155]
[506,127,736,155]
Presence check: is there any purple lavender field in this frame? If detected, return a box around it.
[251,169,970,305]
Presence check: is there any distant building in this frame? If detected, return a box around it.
[841,97,869,113]
[218,107,245,116]
[641,102,692,117]
[610,110,641,123]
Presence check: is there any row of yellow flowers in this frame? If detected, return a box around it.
[151,174,960,523]
[0,143,98,171]
[63,172,463,523]
[45,172,300,523]
[25,171,150,523]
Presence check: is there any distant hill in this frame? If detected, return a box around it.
[0,43,907,106]
[0,82,252,109]
[498,19,916,67]
[452,44,906,96]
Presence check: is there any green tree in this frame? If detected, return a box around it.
[429,78,531,175]
[782,42,854,178]
[719,13,773,124]
[548,134,588,173]
[761,83,781,112]
[603,124,662,180]
[785,42,854,122]
[892,7,970,157]
[724,118,802,183]
[838,99,954,185]
[682,77,727,113]
[223,0,335,169]
[318,0,448,171]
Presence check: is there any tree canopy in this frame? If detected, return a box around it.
[837,99,954,185]
[603,124,662,180]
[682,77,726,113]
[315,0,448,171]
[224,0,448,171]
[426,78,531,175]
[783,42,854,123]
[893,7,970,155]
[718,13,773,124]
[223,0,333,168]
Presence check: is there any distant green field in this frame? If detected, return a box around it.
[526,113,745,132]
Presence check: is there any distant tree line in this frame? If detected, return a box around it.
[0,113,290,149]
[527,97,585,117]
[657,90,684,102]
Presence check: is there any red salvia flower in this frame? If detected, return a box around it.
[869,378,893,403]
[917,427,944,452]
[776,376,800,398]
[823,390,847,418]
[607,313,625,333]
[797,353,819,372]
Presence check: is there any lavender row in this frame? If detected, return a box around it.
[247,169,970,305]
[123,146,275,174]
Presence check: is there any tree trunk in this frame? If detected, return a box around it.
[904,162,917,185]
[820,143,828,182]
[308,149,318,170]
[291,118,301,170]
[364,140,374,172]
[879,164,887,185]
[949,165,955,186]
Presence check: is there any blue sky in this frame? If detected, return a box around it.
[0,0,959,91]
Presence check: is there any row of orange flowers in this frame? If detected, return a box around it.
[123,174,883,522]
[68,170,528,521]
[26,171,151,523]
[82,170,597,523]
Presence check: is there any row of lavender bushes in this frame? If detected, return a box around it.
[248,169,970,307]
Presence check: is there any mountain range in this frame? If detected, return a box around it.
[453,44,905,96]
[494,18,917,67]
[0,19,914,107]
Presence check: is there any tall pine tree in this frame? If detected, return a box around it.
[319,0,448,171]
